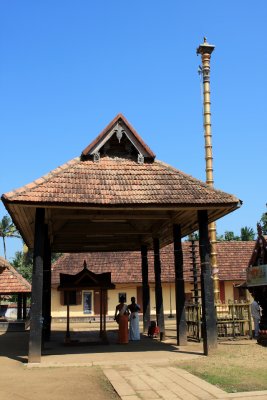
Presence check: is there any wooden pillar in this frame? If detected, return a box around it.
[100,289,103,337]
[198,210,217,355]
[17,293,22,320]
[22,293,27,319]
[173,224,187,346]
[153,238,165,340]
[42,225,51,341]
[65,291,70,341]
[141,245,150,333]
[103,290,106,331]
[28,207,45,363]
[103,290,107,342]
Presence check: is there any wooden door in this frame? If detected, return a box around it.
[94,290,108,315]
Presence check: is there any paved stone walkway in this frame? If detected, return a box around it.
[102,362,267,400]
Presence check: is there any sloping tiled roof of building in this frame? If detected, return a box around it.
[1,112,238,206]
[2,157,239,206]
[52,241,254,286]
[0,256,31,294]
[1,114,241,254]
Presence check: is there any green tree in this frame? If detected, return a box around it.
[51,252,62,264]
[187,232,199,241]
[11,249,62,283]
[0,215,21,259]
[240,226,255,241]
[11,250,33,283]
[260,212,267,235]
[224,231,240,241]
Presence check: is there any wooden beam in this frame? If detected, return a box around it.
[173,224,187,346]
[54,222,152,235]
[28,208,45,363]
[198,210,217,355]
[53,212,171,220]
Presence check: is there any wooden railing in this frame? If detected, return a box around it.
[185,304,202,341]
[185,302,252,341]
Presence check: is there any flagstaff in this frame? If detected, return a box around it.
[197,38,220,302]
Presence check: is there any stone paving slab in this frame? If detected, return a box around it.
[168,366,226,397]
[103,368,136,397]
[102,363,267,400]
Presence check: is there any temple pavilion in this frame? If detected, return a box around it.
[0,256,31,322]
[1,113,241,362]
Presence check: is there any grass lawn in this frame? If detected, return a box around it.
[176,339,267,393]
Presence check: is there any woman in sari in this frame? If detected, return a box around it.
[114,296,129,344]
[128,297,141,341]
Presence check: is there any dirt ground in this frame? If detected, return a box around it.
[0,361,119,400]
[1,322,266,398]
[0,330,119,400]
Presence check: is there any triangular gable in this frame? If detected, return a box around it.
[81,113,155,163]
[74,264,99,286]
[58,261,115,290]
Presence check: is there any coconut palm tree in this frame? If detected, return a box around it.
[240,226,255,241]
[0,215,21,259]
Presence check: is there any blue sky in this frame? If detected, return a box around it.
[1,1,266,260]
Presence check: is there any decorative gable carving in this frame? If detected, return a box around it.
[58,260,115,290]
[81,114,155,163]
[248,223,267,267]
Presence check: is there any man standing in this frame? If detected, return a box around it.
[251,298,261,338]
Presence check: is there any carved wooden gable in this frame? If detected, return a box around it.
[249,224,267,266]
[81,113,155,163]
[58,261,115,290]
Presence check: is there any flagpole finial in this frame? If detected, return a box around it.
[197,38,215,56]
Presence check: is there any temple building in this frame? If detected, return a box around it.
[0,256,31,325]
[246,224,267,345]
[51,241,254,321]
[1,114,241,361]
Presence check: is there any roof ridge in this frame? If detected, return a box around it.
[3,157,80,200]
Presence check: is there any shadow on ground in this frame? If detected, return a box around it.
[0,323,204,363]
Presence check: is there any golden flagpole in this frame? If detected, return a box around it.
[197,38,220,302]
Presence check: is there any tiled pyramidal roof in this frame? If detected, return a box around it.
[3,114,238,206]
[0,256,31,294]
[52,241,254,286]
[4,159,239,205]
